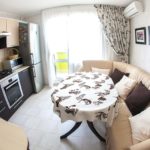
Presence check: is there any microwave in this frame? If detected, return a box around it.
[3,57,23,71]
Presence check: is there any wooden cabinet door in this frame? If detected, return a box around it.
[0,18,7,33]
[7,19,19,47]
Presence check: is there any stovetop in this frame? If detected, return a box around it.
[0,69,13,80]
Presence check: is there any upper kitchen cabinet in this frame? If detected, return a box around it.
[0,18,7,33]
[6,19,19,47]
[0,18,19,47]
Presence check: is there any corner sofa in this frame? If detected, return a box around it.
[80,60,150,150]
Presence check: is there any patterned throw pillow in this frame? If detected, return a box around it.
[125,82,150,115]
[110,68,129,84]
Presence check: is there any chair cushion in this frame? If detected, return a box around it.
[110,68,129,84]
[125,82,150,115]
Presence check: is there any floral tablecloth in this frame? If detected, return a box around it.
[51,72,119,126]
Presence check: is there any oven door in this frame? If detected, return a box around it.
[2,79,23,109]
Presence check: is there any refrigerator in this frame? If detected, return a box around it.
[19,22,44,93]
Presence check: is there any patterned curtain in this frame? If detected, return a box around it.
[95,4,130,63]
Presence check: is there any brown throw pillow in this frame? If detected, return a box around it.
[110,68,129,84]
[125,82,150,116]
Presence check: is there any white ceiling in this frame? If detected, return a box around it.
[0,0,134,17]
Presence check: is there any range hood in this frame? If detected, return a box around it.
[0,32,11,49]
[0,32,11,38]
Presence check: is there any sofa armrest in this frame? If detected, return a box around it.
[78,66,84,72]
[129,139,150,150]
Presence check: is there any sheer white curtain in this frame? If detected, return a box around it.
[68,6,103,72]
[42,5,103,87]
[42,7,68,87]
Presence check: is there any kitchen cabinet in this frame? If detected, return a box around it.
[0,18,7,33]
[0,87,10,120]
[19,68,33,101]
[7,19,19,47]
[0,68,33,120]
[0,18,19,47]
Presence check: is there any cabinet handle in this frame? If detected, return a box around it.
[22,69,27,73]
[32,66,36,77]
[30,53,34,65]
[0,107,6,113]
[5,80,18,90]
[13,100,22,109]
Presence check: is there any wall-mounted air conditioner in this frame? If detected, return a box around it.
[123,1,143,18]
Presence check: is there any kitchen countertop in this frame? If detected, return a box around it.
[13,66,30,74]
[0,66,30,83]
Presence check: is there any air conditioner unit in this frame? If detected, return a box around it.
[123,1,143,18]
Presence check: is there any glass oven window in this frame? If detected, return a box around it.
[4,81,22,107]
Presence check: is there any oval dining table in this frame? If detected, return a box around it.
[51,72,119,142]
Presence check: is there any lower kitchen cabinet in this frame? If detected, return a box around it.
[0,67,33,120]
[0,88,10,120]
[10,68,34,118]
[18,68,34,101]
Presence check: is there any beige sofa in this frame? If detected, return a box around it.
[0,118,28,150]
[80,60,150,150]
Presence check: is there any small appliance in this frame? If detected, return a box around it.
[1,74,23,109]
[3,57,23,71]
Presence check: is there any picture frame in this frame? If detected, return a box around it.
[148,26,150,45]
[135,27,146,44]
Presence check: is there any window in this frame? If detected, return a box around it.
[42,5,103,84]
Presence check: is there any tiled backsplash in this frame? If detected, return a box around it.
[0,49,9,70]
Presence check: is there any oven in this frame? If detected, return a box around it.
[1,74,23,109]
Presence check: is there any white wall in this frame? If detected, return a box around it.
[130,0,150,73]
[28,1,150,85]
[0,11,21,19]
[26,14,41,25]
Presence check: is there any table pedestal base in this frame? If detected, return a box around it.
[60,121,106,142]
[60,122,82,139]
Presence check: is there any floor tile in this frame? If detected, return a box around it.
[9,86,106,150]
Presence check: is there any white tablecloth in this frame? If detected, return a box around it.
[51,72,119,126]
